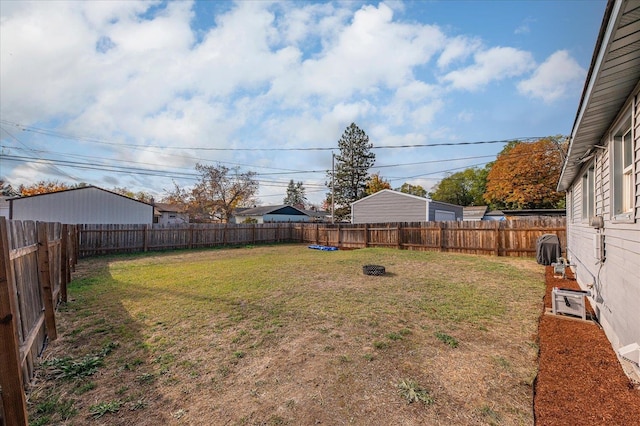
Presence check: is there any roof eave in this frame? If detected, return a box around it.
[558,0,615,191]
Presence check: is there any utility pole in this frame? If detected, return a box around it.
[331,152,335,224]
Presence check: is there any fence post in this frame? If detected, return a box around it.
[223,224,227,246]
[0,218,29,426]
[315,223,319,244]
[73,225,80,264]
[363,223,368,248]
[337,224,341,247]
[60,224,69,303]
[143,224,149,252]
[37,223,57,341]
[188,225,193,250]
[397,223,402,249]
[439,222,445,252]
[494,222,500,256]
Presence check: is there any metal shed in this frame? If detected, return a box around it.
[10,186,154,224]
[350,189,463,224]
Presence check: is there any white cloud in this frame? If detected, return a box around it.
[514,17,536,35]
[437,36,481,69]
[268,3,446,104]
[442,47,535,91]
[0,1,593,204]
[518,50,586,103]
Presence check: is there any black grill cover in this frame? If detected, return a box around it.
[536,234,561,265]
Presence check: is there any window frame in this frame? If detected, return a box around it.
[611,109,635,222]
[582,163,595,222]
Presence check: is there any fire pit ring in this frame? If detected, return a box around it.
[363,265,386,276]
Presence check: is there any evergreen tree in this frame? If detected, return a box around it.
[283,179,307,208]
[327,123,375,221]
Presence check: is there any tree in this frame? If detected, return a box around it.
[191,163,258,222]
[283,180,307,209]
[111,186,154,203]
[0,180,19,196]
[484,137,566,209]
[429,166,489,206]
[17,180,75,196]
[327,123,376,221]
[365,172,391,195]
[397,183,427,198]
[161,180,191,206]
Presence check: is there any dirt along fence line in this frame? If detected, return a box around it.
[77,217,566,258]
[0,218,77,426]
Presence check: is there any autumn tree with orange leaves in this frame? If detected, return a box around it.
[483,137,566,209]
[365,172,391,195]
[18,180,76,196]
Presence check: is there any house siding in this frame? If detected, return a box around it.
[567,86,640,353]
[635,92,640,220]
[10,186,153,224]
[263,214,309,223]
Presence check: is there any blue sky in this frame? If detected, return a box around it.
[0,0,606,206]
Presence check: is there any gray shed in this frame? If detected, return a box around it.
[350,190,462,224]
[10,186,154,224]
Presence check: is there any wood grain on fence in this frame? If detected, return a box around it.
[0,219,75,426]
[77,218,565,258]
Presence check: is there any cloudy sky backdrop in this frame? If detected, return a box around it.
[0,0,605,206]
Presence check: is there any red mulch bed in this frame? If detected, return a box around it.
[534,266,640,425]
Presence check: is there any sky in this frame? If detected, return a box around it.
[0,0,607,207]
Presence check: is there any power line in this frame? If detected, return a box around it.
[0,119,544,151]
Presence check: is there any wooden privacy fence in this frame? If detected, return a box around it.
[299,218,567,256]
[0,218,77,426]
[76,218,566,258]
[77,223,296,257]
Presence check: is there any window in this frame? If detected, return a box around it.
[613,116,634,220]
[582,164,594,221]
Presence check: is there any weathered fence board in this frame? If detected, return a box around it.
[0,219,74,426]
[77,219,566,258]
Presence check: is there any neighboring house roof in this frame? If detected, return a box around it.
[502,209,566,217]
[558,0,640,191]
[234,205,309,216]
[154,203,186,214]
[304,209,328,219]
[463,206,488,220]
[485,210,505,217]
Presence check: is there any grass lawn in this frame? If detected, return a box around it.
[29,244,544,425]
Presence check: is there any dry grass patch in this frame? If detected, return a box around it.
[28,244,543,425]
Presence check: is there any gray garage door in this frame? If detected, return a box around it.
[434,210,456,221]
